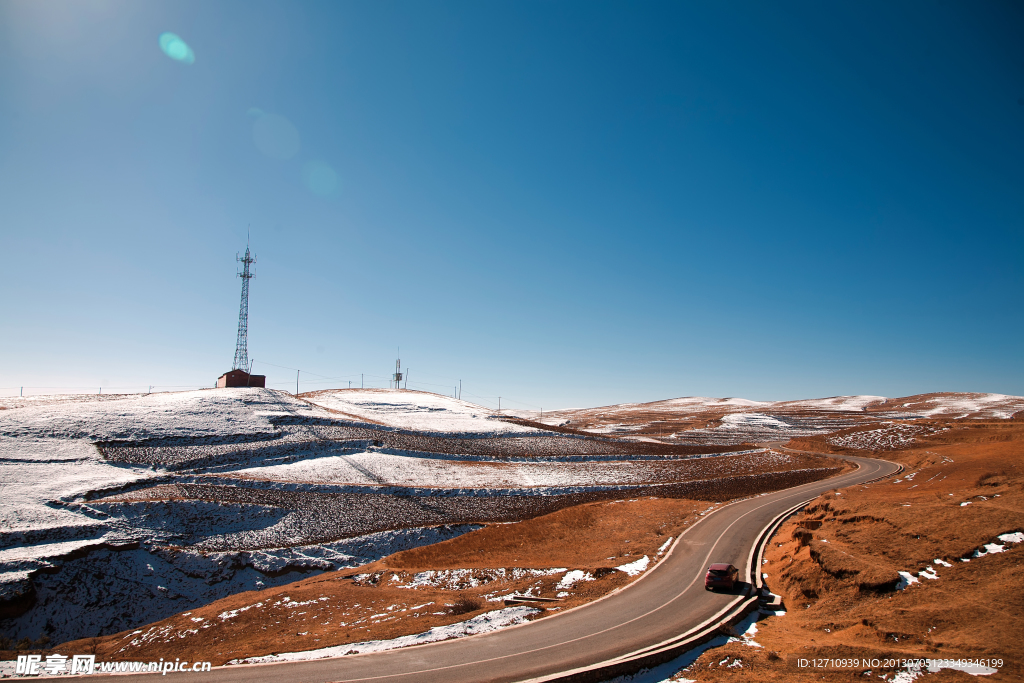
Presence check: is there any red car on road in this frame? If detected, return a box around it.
[704,563,739,591]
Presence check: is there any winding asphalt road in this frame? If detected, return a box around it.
[91,453,899,683]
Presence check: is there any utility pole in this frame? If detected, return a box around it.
[296,370,300,395]
[361,373,364,389]
[459,380,462,400]
[498,397,501,412]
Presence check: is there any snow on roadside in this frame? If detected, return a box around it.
[227,605,541,664]
[616,555,650,576]
[727,620,763,648]
[602,611,764,683]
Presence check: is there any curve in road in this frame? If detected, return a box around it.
[83,454,899,683]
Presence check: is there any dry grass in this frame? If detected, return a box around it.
[678,419,1024,682]
[449,595,484,615]
[41,497,711,666]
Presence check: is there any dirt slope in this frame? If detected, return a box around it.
[675,418,1024,682]
[45,498,710,666]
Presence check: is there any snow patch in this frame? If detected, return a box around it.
[885,659,999,680]
[616,555,650,577]
[227,605,541,663]
[300,390,538,435]
[727,620,762,648]
[895,571,919,590]
[556,570,595,590]
[599,611,763,683]
[391,567,565,591]
[973,543,1005,558]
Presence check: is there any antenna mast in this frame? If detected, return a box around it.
[393,349,403,390]
[232,240,256,371]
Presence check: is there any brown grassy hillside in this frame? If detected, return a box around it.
[50,497,710,666]
[678,419,1024,682]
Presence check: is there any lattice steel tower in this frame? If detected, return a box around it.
[232,243,256,371]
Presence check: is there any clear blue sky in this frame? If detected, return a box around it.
[1,0,1022,409]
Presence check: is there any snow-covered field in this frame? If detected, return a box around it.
[898,392,1024,419]
[0,389,543,644]
[230,449,784,489]
[300,389,536,435]
[1,390,311,536]
[0,387,788,646]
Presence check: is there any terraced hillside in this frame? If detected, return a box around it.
[0,388,836,647]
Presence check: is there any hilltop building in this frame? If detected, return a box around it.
[217,369,265,388]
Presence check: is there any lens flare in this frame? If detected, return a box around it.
[252,113,301,160]
[158,32,195,64]
[302,161,339,196]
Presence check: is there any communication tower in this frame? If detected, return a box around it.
[232,242,256,371]
[216,237,265,388]
[393,356,403,390]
